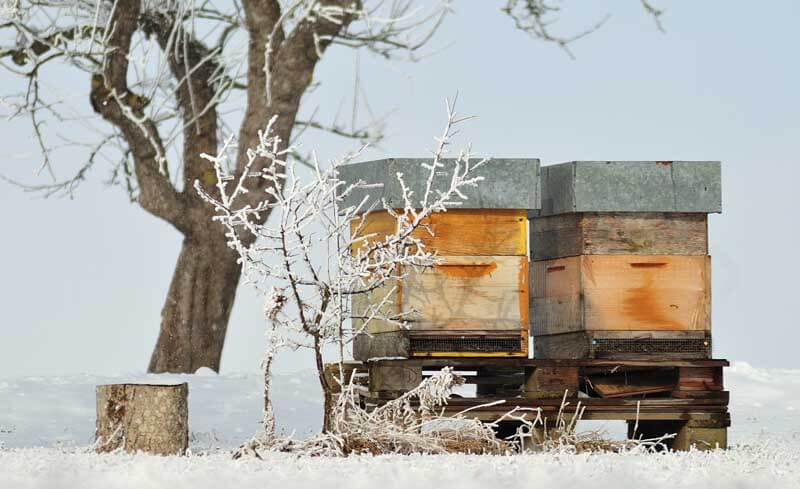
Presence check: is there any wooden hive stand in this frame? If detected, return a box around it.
[360,357,730,451]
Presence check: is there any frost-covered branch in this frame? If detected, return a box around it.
[197,98,487,436]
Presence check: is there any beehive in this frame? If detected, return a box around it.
[530,161,722,359]
[339,158,540,361]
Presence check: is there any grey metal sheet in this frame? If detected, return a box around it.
[536,161,721,216]
[338,158,541,211]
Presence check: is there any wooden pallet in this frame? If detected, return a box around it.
[361,357,730,451]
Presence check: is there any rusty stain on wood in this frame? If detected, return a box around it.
[434,260,498,278]
[622,270,684,330]
[532,255,711,335]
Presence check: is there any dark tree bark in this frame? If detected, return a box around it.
[55,0,356,373]
[148,233,241,373]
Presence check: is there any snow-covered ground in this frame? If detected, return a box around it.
[2,442,800,489]
[1,361,799,488]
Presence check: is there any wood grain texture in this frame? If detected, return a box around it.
[403,256,528,331]
[523,366,579,399]
[531,255,710,335]
[351,281,402,334]
[677,367,723,392]
[353,256,529,333]
[96,383,188,455]
[352,331,410,361]
[531,212,708,261]
[351,209,527,256]
[589,369,676,398]
[369,364,422,392]
[583,255,710,332]
[531,258,583,335]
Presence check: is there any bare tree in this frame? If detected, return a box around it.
[197,98,486,432]
[0,1,664,373]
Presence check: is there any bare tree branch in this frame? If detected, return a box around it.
[88,0,188,231]
[502,0,610,59]
[641,0,665,33]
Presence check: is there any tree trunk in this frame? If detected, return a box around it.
[148,235,241,373]
[96,383,189,455]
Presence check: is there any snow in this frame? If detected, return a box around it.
[2,441,800,489]
[0,370,323,450]
[1,361,800,488]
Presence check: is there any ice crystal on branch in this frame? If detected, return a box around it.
[197,98,488,441]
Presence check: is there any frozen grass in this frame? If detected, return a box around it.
[2,440,800,489]
[0,363,800,489]
[2,361,800,488]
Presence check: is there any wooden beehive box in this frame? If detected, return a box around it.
[338,158,540,361]
[530,161,722,359]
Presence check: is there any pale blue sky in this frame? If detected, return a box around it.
[1,1,798,376]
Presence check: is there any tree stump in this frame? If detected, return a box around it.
[96,383,188,455]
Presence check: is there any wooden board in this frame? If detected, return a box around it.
[531,212,708,261]
[351,209,527,256]
[530,257,583,335]
[583,255,710,332]
[367,358,729,368]
[352,255,529,356]
[403,255,529,331]
[531,255,710,335]
[589,369,676,398]
[677,367,723,391]
[355,255,528,333]
[351,280,403,334]
[353,331,410,361]
[523,366,579,399]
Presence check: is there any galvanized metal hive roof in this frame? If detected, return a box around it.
[536,161,722,216]
[338,158,541,211]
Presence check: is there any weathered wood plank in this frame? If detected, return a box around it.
[523,366,579,399]
[323,361,367,393]
[366,357,729,368]
[403,255,528,331]
[532,255,711,335]
[530,257,583,335]
[677,367,723,391]
[353,255,528,337]
[353,331,410,361]
[582,212,708,255]
[531,212,708,261]
[351,280,403,334]
[369,364,422,392]
[351,209,527,256]
[530,213,582,260]
[589,369,676,398]
[582,255,711,332]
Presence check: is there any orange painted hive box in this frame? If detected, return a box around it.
[337,158,541,360]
